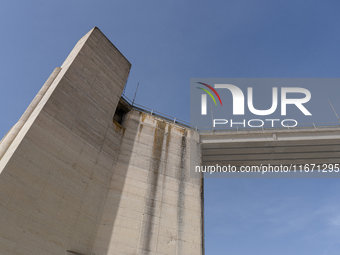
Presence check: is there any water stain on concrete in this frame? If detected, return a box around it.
[177,129,187,253]
[141,120,166,253]
[140,112,147,122]
[138,124,143,140]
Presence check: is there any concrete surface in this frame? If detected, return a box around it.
[0,27,203,255]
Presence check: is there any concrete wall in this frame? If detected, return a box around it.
[92,110,203,255]
[0,27,203,255]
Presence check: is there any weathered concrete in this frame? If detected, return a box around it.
[0,27,203,255]
[92,110,202,255]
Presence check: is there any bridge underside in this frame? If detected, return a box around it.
[201,127,340,167]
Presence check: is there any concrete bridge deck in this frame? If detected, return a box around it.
[201,126,340,167]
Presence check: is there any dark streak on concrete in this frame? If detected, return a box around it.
[140,112,147,122]
[155,125,173,252]
[142,120,166,254]
[165,125,172,163]
[177,129,187,253]
[138,123,143,140]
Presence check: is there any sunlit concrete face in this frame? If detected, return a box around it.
[0,27,203,255]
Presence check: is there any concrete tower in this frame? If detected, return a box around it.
[0,28,203,255]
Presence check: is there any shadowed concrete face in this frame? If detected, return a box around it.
[0,27,131,254]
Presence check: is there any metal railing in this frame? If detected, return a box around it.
[121,94,340,133]
[121,94,195,129]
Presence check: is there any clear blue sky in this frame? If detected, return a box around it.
[1,1,340,254]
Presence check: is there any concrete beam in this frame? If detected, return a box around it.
[201,127,340,166]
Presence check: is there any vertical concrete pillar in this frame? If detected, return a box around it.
[0,27,131,255]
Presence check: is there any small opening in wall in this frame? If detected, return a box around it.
[113,98,131,125]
